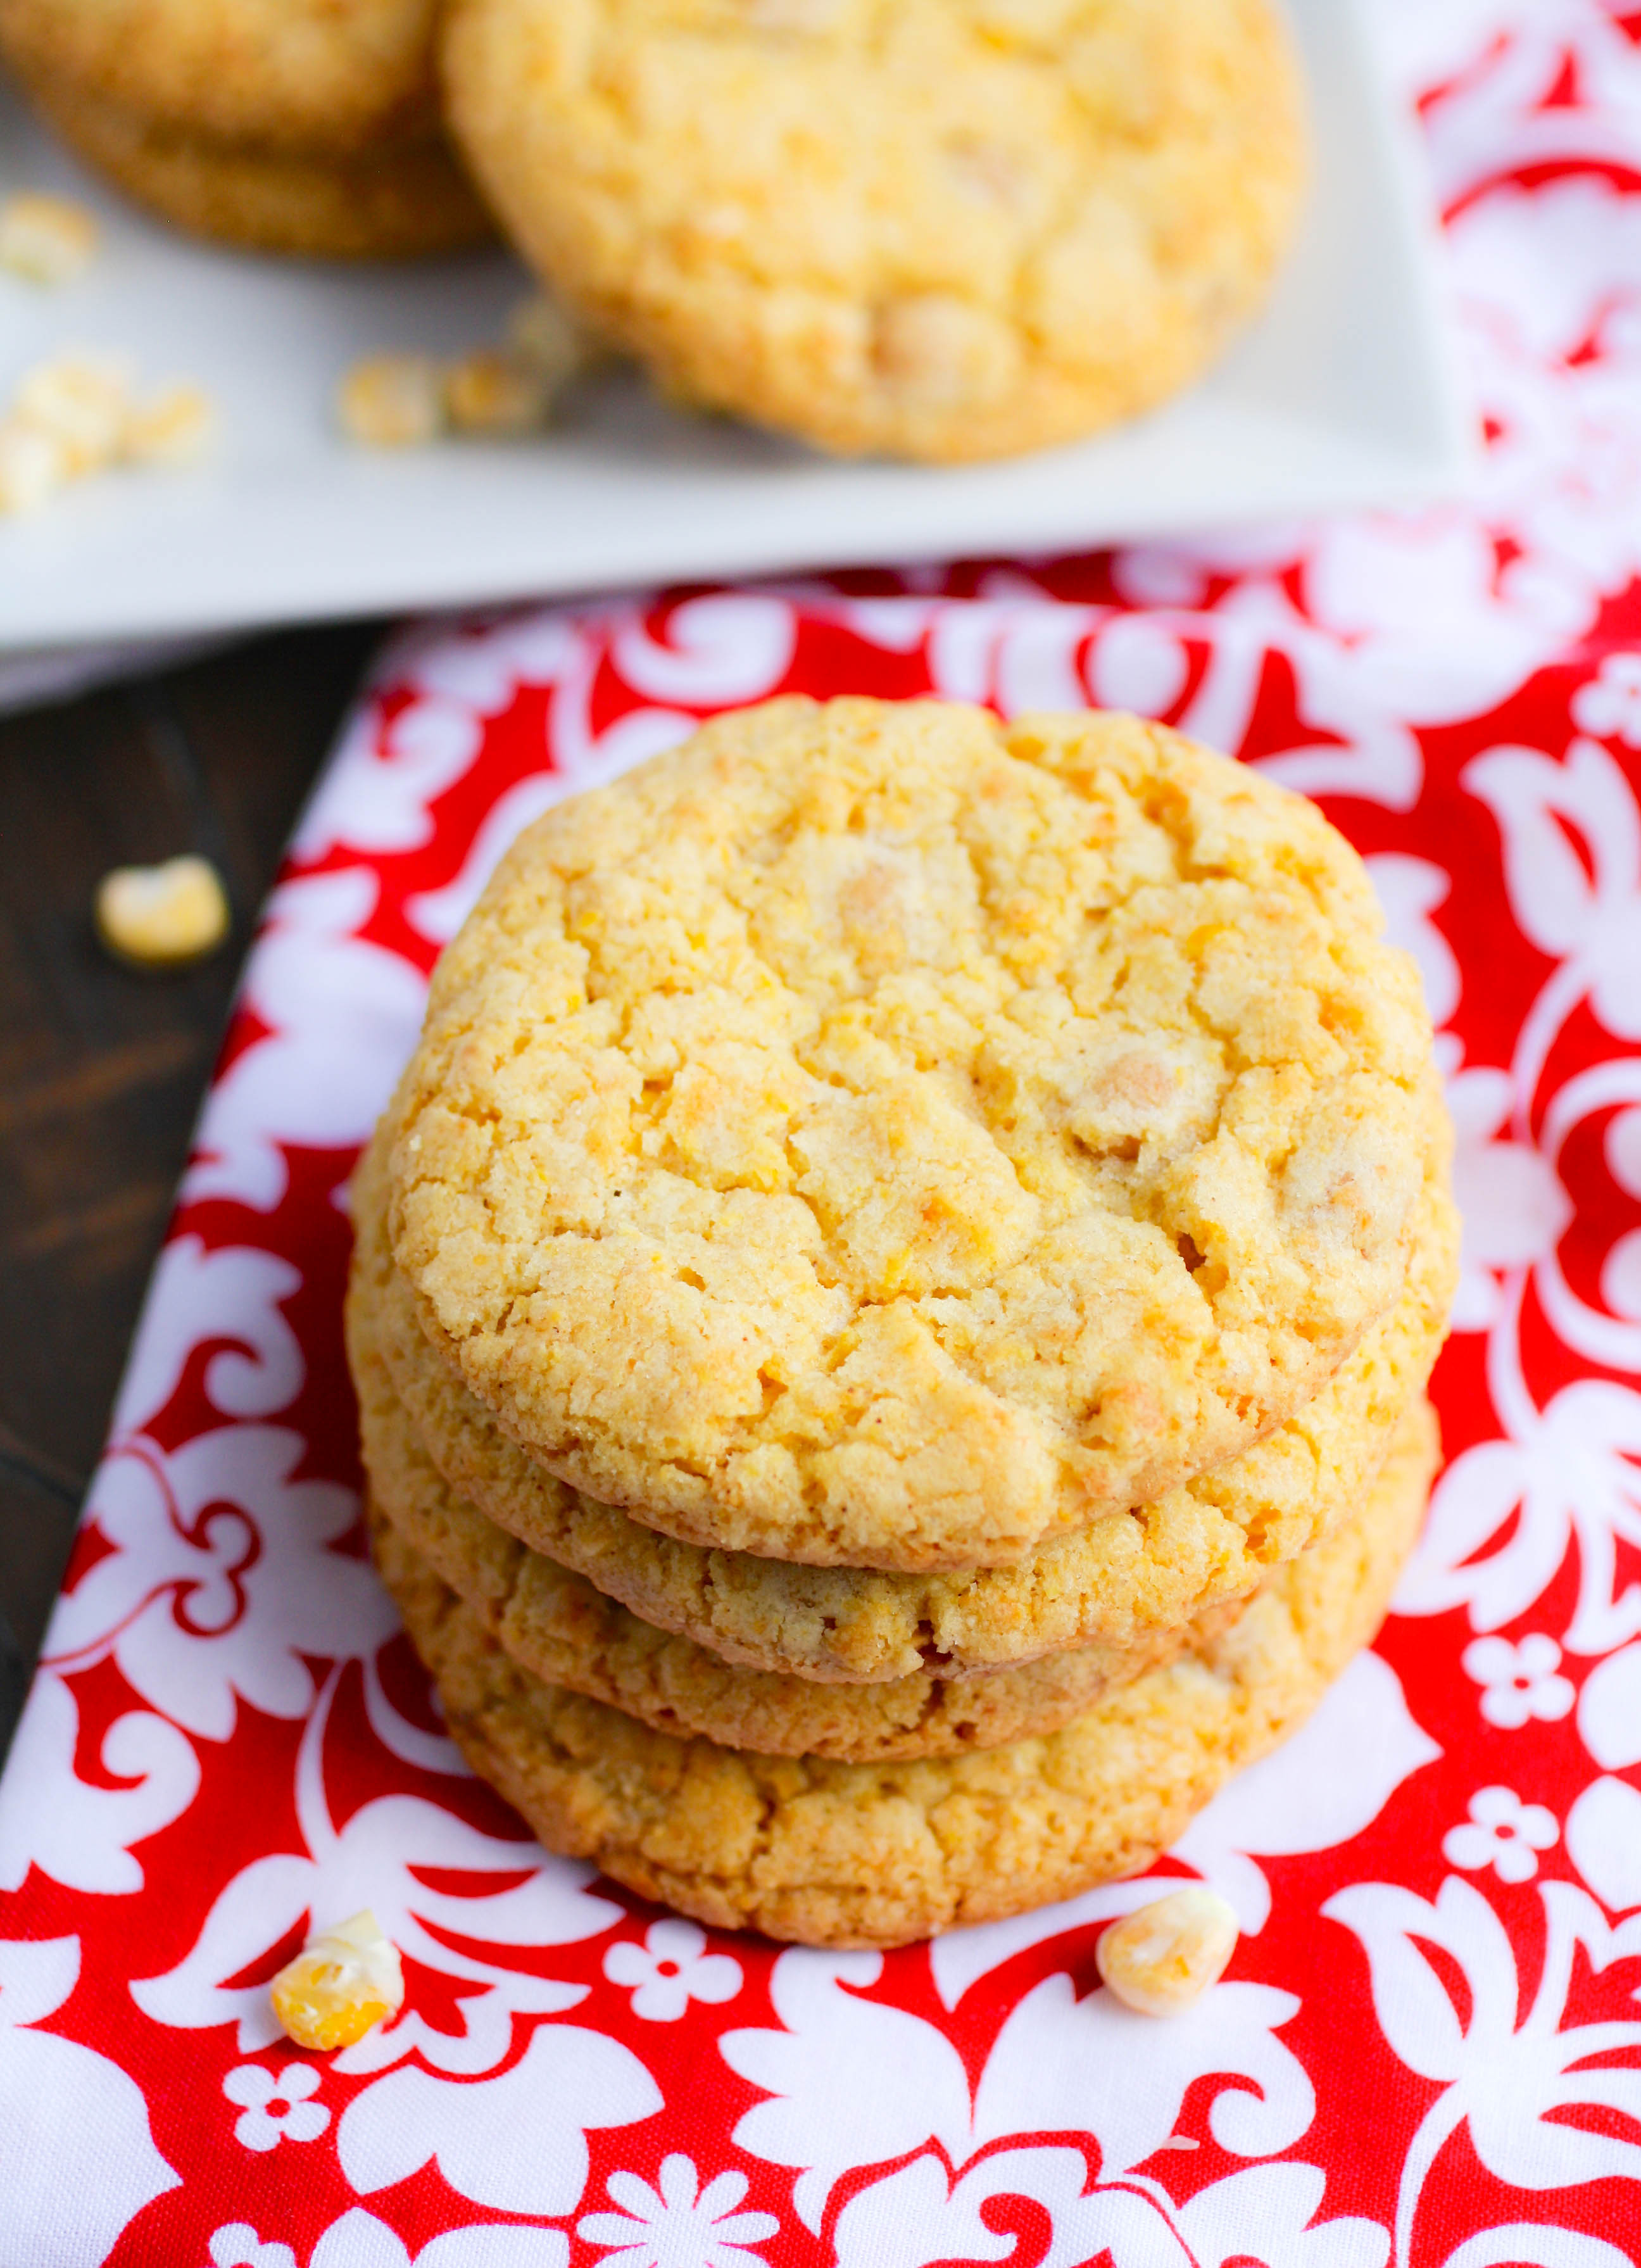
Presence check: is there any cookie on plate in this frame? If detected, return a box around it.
[0,0,444,150]
[351,1112,1458,1679]
[22,76,490,258]
[385,696,1441,1572]
[374,1393,1440,1947]
[0,0,490,256]
[441,0,1306,461]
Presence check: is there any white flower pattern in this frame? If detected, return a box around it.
[1443,1789,1561,1885]
[207,2212,569,2268]
[223,2062,329,2153]
[1445,1066,1573,1333]
[209,2227,297,2268]
[603,1922,743,2024]
[1572,651,1641,745]
[1326,1877,1641,2264]
[309,2207,568,2268]
[1462,1635,1577,1729]
[579,2157,779,2268]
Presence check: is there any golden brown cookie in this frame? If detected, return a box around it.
[0,0,443,153]
[374,1394,1440,1947]
[22,73,491,258]
[356,1323,1247,1758]
[441,0,1306,462]
[386,697,1443,1572]
[351,1125,1455,1679]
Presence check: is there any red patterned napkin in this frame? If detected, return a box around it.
[4,7,1641,2265]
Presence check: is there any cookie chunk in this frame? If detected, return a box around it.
[373,1395,1440,1946]
[351,1121,1456,1676]
[441,0,1305,460]
[386,698,1442,1570]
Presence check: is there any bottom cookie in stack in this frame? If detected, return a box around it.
[368,1395,1439,1950]
[15,72,491,257]
[21,77,493,257]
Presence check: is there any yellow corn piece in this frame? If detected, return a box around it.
[270,1910,405,2052]
[337,355,444,448]
[0,192,98,284]
[96,855,229,968]
[1095,1885,1239,2017]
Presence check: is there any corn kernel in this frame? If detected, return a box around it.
[506,291,598,390]
[14,352,132,475]
[270,1911,405,2051]
[95,854,230,967]
[124,382,216,467]
[446,348,555,436]
[1095,1886,1239,2017]
[338,353,445,448]
[0,192,98,284]
[0,417,70,512]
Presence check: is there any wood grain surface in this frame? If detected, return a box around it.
[0,623,382,1756]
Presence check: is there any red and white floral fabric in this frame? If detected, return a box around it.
[6,5,1641,2263]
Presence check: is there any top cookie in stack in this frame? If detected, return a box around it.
[353,695,1457,1945]
[0,0,490,256]
[386,695,1438,1568]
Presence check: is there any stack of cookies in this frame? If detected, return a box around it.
[0,0,489,257]
[2,0,1308,464]
[348,696,1457,1949]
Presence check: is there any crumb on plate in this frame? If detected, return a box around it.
[339,292,598,450]
[0,419,70,512]
[123,381,217,467]
[0,192,98,285]
[337,353,445,448]
[0,352,216,513]
[15,353,132,476]
[445,347,555,435]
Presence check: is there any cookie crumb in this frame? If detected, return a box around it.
[0,192,98,284]
[0,419,70,513]
[446,348,554,436]
[270,1910,405,2052]
[125,382,216,467]
[96,855,230,967]
[338,353,446,448]
[341,296,598,450]
[0,353,213,512]
[15,353,131,476]
[1096,1885,1239,2016]
[507,291,598,389]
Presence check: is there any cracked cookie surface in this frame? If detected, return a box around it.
[374,1395,1440,1946]
[353,1118,1457,1677]
[386,698,1442,1572]
[441,0,1305,460]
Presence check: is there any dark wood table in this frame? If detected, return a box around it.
[0,622,385,1755]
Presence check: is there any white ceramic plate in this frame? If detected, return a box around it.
[0,0,1471,656]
